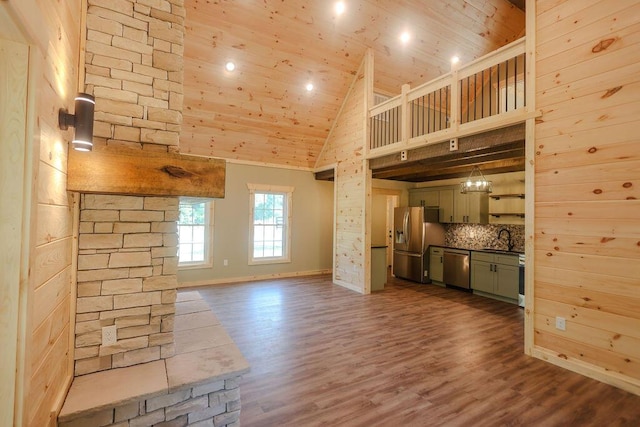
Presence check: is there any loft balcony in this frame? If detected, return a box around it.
[368,37,534,159]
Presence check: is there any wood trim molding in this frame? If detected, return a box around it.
[532,347,640,396]
[177,269,332,288]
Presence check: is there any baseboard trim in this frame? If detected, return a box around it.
[532,346,640,396]
[333,279,365,294]
[178,269,332,288]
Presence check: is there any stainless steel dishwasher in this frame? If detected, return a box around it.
[443,249,471,289]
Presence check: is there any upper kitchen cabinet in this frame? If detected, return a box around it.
[409,188,454,222]
[439,189,454,223]
[408,188,440,208]
[409,186,486,224]
[454,191,489,224]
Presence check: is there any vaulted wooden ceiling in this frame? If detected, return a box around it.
[180,1,525,170]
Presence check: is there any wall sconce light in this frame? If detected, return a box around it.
[59,93,95,151]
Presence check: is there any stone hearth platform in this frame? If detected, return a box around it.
[58,291,249,427]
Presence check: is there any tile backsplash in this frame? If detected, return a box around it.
[444,223,525,252]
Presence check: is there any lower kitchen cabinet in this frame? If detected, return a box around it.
[471,251,519,302]
[429,247,444,283]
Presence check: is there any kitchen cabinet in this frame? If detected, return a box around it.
[429,247,444,283]
[438,189,454,223]
[410,186,485,224]
[454,191,488,224]
[409,189,439,208]
[471,251,519,302]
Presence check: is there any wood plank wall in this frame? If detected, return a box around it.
[3,0,83,424]
[534,0,640,394]
[0,36,30,427]
[316,55,368,292]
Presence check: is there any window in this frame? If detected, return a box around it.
[247,184,293,265]
[177,198,213,268]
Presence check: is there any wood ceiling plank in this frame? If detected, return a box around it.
[183,0,525,168]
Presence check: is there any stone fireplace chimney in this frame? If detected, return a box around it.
[75,194,179,375]
[74,0,186,375]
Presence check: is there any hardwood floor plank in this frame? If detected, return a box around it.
[197,274,640,426]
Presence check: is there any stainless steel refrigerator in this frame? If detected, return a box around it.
[393,207,445,283]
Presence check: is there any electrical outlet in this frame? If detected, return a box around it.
[400,150,408,161]
[555,316,566,331]
[223,259,228,266]
[102,325,117,346]
[449,138,458,151]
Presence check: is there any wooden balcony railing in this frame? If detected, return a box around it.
[368,37,527,155]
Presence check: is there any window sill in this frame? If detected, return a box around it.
[178,261,213,270]
[248,257,291,266]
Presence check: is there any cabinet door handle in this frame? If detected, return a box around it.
[440,256,443,263]
[490,264,494,272]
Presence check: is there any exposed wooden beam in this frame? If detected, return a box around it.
[368,124,525,182]
[67,149,226,198]
[314,168,334,181]
[506,0,525,11]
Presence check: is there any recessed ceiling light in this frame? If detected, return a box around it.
[451,56,460,65]
[225,61,236,72]
[400,31,411,44]
[335,1,346,15]
[306,83,314,92]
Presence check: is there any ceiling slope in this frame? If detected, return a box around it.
[181,0,525,169]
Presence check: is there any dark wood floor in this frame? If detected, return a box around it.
[198,274,640,426]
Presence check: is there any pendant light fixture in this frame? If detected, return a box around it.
[460,166,492,194]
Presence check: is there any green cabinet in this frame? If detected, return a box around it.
[471,251,519,302]
[409,189,440,208]
[429,247,444,283]
[438,189,454,223]
[409,186,487,224]
[454,191,489,224]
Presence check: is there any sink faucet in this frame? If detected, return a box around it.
[497,228,514,252]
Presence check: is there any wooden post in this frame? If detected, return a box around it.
[450,59,460,134]
[400,83,410,144]
[523,0,536,357]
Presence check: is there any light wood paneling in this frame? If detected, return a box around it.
[316,55,368,292]
[534,1,640,393]
[3,0,82,424]
[181,0,524,168]
[0,35,29,427]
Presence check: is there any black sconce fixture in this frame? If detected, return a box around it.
[59,93,95,151]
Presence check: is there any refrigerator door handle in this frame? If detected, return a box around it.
[403,211,410,247]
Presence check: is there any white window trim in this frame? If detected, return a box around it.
[178,198,214,270]
[247,183,294,265]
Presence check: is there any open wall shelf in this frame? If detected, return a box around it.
[489,194,525,200]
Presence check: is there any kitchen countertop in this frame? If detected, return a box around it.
[431,245,524,256]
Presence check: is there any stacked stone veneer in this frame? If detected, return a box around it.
[59,378,242,427]
[85,0,184,151]
[75,194,179,376]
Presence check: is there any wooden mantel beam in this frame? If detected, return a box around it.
[67,149,226,198]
